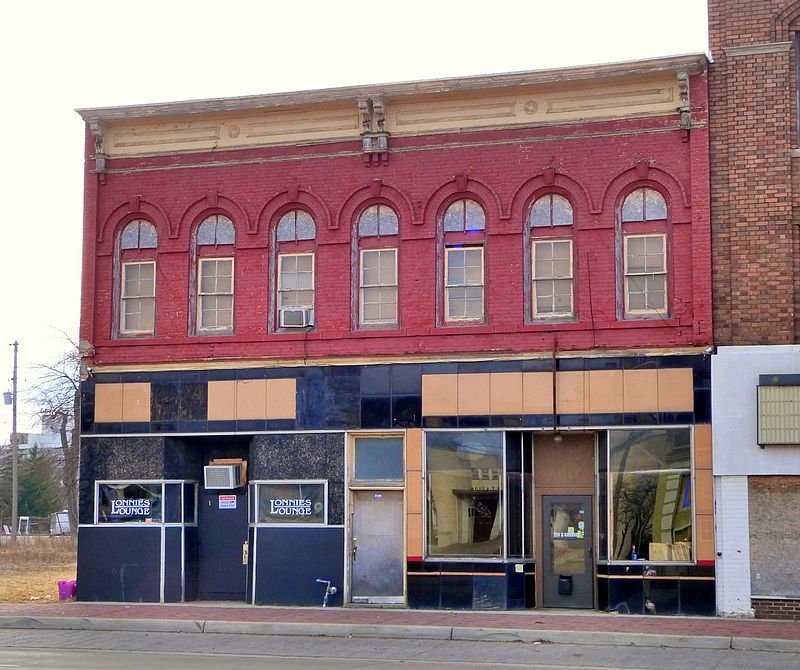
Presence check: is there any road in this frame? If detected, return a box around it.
[0,629,797,669]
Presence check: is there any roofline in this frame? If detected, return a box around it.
[76,52,708,122]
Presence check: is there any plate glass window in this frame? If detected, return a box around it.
[97,483,163,523]
[257,482,326,524]
[353,437,404,482]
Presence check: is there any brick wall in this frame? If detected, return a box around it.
[82,90,712,368]
[752,597,800,620]
[708,0,799,344]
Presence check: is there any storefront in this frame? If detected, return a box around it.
[77,353,714,614]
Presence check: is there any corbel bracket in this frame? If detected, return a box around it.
[358,96,390,166]
[89,121,107,183]
[676,69,692,130]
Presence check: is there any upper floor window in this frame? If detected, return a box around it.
[275,209,316,328]
[195,215,235,335]
[530,194,573,228]
[443,198,485,232]
[445,247,484,321]
[277,210,316,242]
[621,188,667,222]
[624,234,667,315]
[359,204,398,237]
[121,219,158,249]
[117,220,158,337]
[360,248,397,326]
[532,239,573,318]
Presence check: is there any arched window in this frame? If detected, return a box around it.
[530,194,573,228]
[620,188,669,317]
[118,220,158,336]
[621,187,667,222]
[443,198,485,232]
[441,198,486,323]
[357,204,399,327]
[529,195,574,319]
[276,210,316,328]
[195,215,236,334]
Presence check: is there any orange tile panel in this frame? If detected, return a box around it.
[421,374,458,416]
[406,513,423,559]
[122,383,151,423]
[556,371,586,414]
[622,369,659,413]
[406,429,423,471]
[406,471,423,515]
[588,370,624,414]
[695,468,714,516]
[694,424,712,470]
[94,383,124,423]
[458,373,491,415]
[522,372,553,414]
[235,379,268,420]
[266,378,297,419]
[208,380,237,421]
[658,368,694,412]
[490,372,524,414]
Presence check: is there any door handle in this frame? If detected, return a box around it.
[352,538,358,562]
[242,540,249,565]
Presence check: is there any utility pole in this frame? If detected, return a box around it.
[10,341,18,539]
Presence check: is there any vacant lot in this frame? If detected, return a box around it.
[0,537,76,603]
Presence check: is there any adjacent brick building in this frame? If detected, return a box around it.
[709,0,800,619]
[76,54,715,613]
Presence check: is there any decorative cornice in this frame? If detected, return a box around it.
[723,41,792,57]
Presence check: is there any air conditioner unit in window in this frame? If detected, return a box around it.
[204,464,241,489]
[280,307,314,328]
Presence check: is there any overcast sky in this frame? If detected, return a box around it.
[0,0,709,435]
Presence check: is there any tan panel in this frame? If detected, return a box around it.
[208,380,237,421]
[623,369,659,413]
[406,429,423,471]
[490,372,524,414]
[105,105,360,157]
[266,378,297,419]
[235,379,268,420]
[696,513,715,562]
[658,368,694,412]
[556,371,586,414]
[94,383,124,423]
[694,424,712,470]
[406,471,423,515]
[522,372,553,414]
[406,513,423,559]
[695,469,714,516]
[122,383,151,423]
[588,370,624,414]
[458,373,491,415]
[422,374,458,416]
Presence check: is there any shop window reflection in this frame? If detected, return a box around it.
[426,432,503,557]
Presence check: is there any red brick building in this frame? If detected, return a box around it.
[709,0,800,620]
[76,54,715,613]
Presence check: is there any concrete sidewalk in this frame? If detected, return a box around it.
[0,602,798,653]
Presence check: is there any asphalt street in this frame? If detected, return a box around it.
[0,629,798,670]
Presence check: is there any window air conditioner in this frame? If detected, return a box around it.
[204,464,241,489]
[280,307,314,328]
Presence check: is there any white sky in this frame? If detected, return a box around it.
[0,0,709,435]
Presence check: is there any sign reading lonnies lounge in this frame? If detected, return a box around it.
[259,482,326,524]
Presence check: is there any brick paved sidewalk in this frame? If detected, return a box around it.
[1,602,798,641]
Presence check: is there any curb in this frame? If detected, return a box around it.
[0,616,798,652]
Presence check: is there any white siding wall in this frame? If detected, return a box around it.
[714,475,753,617]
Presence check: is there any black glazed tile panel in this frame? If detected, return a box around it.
[392,395,421,428]
[361,397,392,428]
[391,364,422,394]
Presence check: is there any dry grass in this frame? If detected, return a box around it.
[0,537,77,603]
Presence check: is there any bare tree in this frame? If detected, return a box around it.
[28,338,80,536]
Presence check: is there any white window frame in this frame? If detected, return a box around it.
[197,257,234,333]
[623,233,668,316]
[532,239,573,319]
[278,252,315,311]
[359,248,398,327]
[120,260,156,335]
[444,246,484,322]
